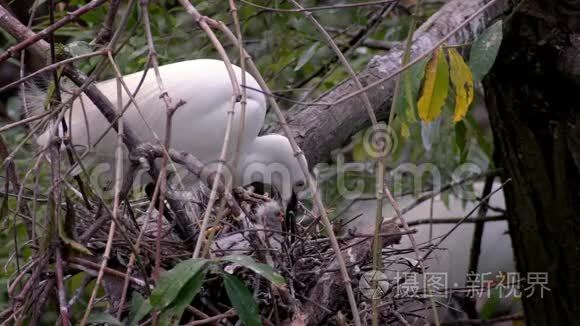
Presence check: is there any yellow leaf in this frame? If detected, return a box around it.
[418,47,449,122]
[448,48,474,122]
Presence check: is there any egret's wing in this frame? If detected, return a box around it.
[63,59,266,167]
[158,60,267,162]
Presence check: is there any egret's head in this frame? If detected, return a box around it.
[237,134,309,210]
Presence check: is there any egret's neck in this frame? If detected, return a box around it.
[234,136,295,205]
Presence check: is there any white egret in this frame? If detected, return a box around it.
[33,59,307,210]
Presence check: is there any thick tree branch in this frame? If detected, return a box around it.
[274,0,511,165]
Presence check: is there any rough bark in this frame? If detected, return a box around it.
[484,1,580,324]
[273,0,511,165]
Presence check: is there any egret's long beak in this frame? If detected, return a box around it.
[284,191,298,236]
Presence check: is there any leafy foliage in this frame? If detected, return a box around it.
[396,57,429,130]
[223,273,262,326]
[219,255,285,285]
[128,293,151,326]
[469,20,504,82]
[86,312,122,326]
[150,259,208,310]
[129,257,285,324]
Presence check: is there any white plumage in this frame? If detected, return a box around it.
[34,59,307,205]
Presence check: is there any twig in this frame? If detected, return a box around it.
[419,180,511,266]
[288,1,390,323]
[0,0,108,65]
[461,176,496,315]
[80,55,125,326]
[240,0,398,13]
[116,177,162,320]
[18,0,40,120]
[55,247,70,325]
[438,313,524,325]
[405,215,506,227]
[67,274,94,309]
[381,0,441,323]
[393,310,413,326]
[44,2,71,314]
[293,1,397,94]
[0,0,197,277]
[398,170,499,217]
[175,0,243,260]
[0,50,106,94]
[0,136,32,238]
[0,111,53,133]
[468,176,495,274]
[228,0,248,180]
[93,0,121,45]
[140,0,179,283]
[218,24,363,325]
[362,39,399,50]
[186,308,236,325]
[67,257,146,287]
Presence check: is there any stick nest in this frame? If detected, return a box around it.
[3,182,417,325]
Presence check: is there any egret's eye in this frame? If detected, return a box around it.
[294,180,306,189]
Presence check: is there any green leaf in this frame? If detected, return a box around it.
[294,42,319,71]
[400,121,411,138]
[479,287,502,319]
[223,273,262,326]
[166,265,207,318]
[466,114,493,160]
[150,258,208,310]
[396,57,430,123]
[448,48,474,122]
[220,256,285,285]
[86,312,122,326]
[128,292,151,326]
[441,191,450,208]
[418,47,450,122]
[454,120,468,162]
[352,143,368,162]
[469,20,503,82]
[157,310,176,325]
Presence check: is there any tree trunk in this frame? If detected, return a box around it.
[484,1,580,324]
